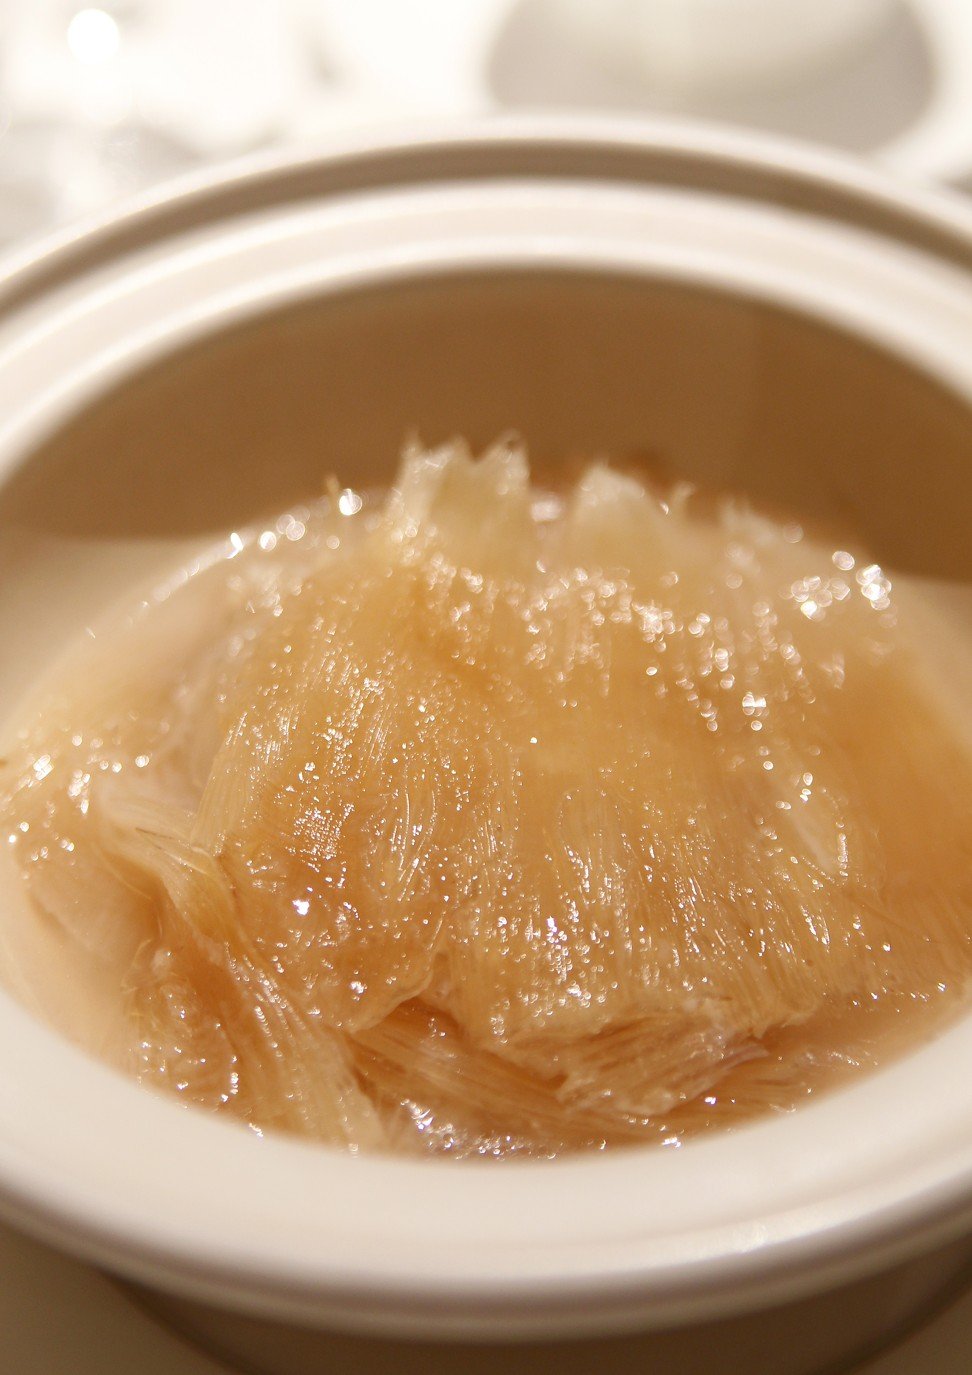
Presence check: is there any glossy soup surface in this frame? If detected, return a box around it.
[2,441,971,1157]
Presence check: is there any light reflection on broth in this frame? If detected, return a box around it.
[2,438,971,1158]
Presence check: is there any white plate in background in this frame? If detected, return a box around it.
[2,0,970,247]
[296,0,972,187]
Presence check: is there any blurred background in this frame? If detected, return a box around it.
[0,0,969,249]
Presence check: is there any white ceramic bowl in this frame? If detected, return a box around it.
[0,120,971,1375]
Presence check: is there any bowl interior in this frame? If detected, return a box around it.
[0,261,971,1336]
[1,267,969,700]
[2,268,969,562]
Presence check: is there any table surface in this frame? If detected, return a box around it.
[3,1215,972,1375]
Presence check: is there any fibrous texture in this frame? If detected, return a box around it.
[4,441,972,1155]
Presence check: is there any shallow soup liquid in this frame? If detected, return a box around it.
[2,440,971,1157]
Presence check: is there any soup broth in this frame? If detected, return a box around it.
[2,440,971,1157]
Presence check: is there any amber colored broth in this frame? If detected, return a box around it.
[1,449,971,1158]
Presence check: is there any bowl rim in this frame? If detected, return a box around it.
[0,116,971,1340]
[1,112,971,320]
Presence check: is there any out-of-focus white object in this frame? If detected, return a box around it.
[482,0,972,188]
[297,0,972,190]
[0,0,970,250]
[876,0,972,186]
[553,0,895,96]
[5,0,311,156]
[0,0,315,231]
[291,0,520,126]
[133,0,310,157]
